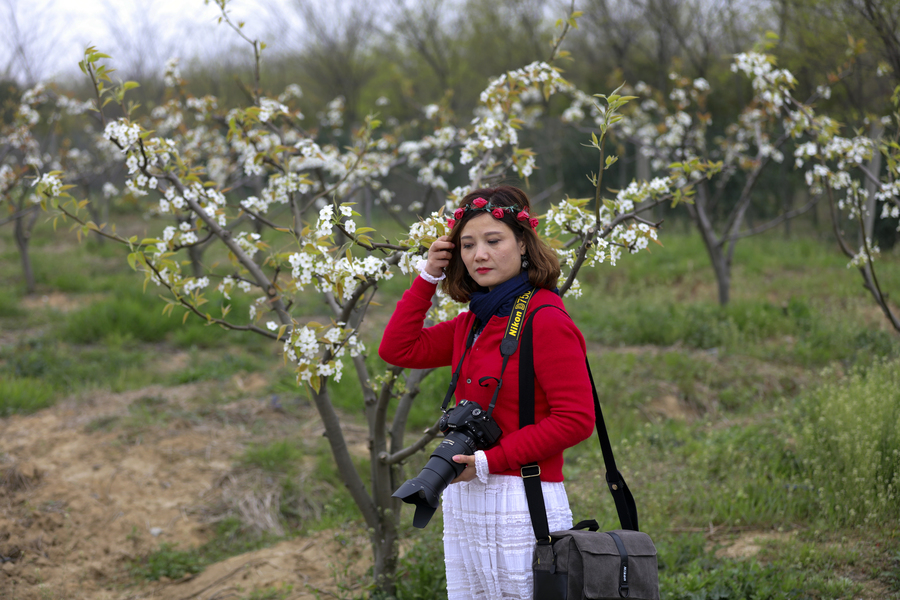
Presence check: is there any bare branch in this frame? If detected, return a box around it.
[725,195,820,242]
[380,419,442,466]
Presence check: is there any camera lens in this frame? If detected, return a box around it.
[391,431,477,528]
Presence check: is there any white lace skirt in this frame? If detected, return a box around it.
[441,474,573,600]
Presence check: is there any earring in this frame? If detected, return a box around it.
[521,254,530,270]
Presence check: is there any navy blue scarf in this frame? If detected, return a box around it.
[468,272,534,329]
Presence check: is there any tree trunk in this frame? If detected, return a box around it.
[14,205,38,294]
[686,185,731,305]
[712,251,731,306]
[371,520,400,596]
[312,365,407,597]
[863,122,884,242]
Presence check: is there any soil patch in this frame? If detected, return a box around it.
[0,383,368,600]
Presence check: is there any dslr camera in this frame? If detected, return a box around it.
[392,399,502,528]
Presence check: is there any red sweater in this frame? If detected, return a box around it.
[378,276,595,481]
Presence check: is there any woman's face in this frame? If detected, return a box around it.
[459,213,526,290]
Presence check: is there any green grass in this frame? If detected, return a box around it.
[1,337,156,401]
[57,285,261,348]
[129,517,283,581]
[0,376,57,416]
[586,349,804,414]
[239,439,305,474]
[167,350,270,385]
[660,554,860,599]
[571,295,900,367]
[238,585,295,600]
[0,287,24,318]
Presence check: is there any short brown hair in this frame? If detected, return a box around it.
[442,185,560,303]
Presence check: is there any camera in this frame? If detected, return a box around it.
[392,399,503,528]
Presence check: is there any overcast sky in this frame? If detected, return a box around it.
[1,0,307,84]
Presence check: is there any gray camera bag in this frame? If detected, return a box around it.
[532,525,659,599]
[520,306,660,600]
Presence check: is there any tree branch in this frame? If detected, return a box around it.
[725,195,820,242]
[380,419,442,466]
[559,193,671,296]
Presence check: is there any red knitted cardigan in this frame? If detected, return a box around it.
[378,276,595,481]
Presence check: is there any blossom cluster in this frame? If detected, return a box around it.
[730,52,797,114]
[32,173,64,200]
[398,125,464,192]
[103,119,142,152]
[848,240,880,269]
[283,321,366,385]
[462,61,571,182]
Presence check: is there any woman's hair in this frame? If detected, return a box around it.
[442,185,560,302]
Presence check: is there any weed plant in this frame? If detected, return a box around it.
[391,532,447,600]
[793,358,900,528]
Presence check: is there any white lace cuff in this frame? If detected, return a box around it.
[474,450,490,485]
[415,258,446,284]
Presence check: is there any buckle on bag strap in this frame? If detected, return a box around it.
[521,465,541,478]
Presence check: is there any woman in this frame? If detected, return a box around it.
[379,185,595,599]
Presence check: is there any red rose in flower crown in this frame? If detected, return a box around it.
[516,210,529,221]
[472,197,488,208]
[491,207,506,219]
[453,208,465,220]
[447,218,456,229]
[529,217,539,229]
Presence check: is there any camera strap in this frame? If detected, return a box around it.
[440,289,535,416]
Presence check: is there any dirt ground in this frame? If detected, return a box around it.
[0,380,369,600]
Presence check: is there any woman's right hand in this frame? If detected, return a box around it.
[425,235,454,278]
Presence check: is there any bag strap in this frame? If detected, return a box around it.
[519,304,640,540]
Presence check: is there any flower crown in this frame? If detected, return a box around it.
[446,197,539,230]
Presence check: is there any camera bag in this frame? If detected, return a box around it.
[520,306,659,600]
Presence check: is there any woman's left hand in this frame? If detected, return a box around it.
[451,454,477,483]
